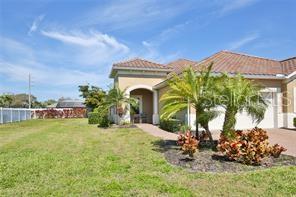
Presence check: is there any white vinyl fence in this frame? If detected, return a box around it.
[0,108,32,124]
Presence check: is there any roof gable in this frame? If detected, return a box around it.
[281,57,296,75]
[113,58,169,69]
[166,59,197,75]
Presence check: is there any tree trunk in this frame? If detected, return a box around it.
[222,108,237,137]
[195,112,199,139]
[204,123,213,142]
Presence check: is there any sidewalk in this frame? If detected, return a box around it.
[135,123,178,141]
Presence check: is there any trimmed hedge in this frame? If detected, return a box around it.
[294,117,296,127]
[88,112,100,124]
[160,119,182,133]
[98,115,110,128]
[88,111,110,127]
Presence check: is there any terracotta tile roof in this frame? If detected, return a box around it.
[281,57,296,75]
[113,58,170,70]
[111,51,295,79]
[166,59,197,74]
[190,51,287,76]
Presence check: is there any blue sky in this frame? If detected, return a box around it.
[0,0,296,101]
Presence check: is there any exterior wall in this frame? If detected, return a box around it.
[157,85,169,115]
[118,76,164,91]
[282,78,296,128]
[130,89,153,123]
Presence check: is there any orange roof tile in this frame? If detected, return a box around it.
[166,59,197,75]
[191,51,286,76]
[281,57,296,75]
[113,58,169,70]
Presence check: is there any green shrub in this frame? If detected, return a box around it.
[91,107,110,127]
[160,119,182,133]
[294,117,296,127]
[98,115,110,128]
[88,112,100,124]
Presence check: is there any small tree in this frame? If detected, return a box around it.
[103,85,137,124]
[161,63,218,140]
[217,74,268,138]
[78,85,106,110]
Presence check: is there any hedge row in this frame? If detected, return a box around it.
[159,118,182,133]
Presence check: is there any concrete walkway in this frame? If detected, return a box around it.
[135,124,178,140]
[136,124,296,156]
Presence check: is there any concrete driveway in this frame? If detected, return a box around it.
[212,128,296,157]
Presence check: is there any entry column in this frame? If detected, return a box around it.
[152,90,159,124]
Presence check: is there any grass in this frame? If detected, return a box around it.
[0,119,295,196]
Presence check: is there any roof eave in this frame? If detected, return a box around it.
[153,72,286,90]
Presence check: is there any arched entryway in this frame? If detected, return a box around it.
[130,88,153,123]
[125,84,159,125]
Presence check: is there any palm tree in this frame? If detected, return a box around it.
[217,74,268,138]
[160,63,218,139]
[198,109,220,141]
[103,85,137,124]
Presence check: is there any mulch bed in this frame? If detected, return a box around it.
[153,140,296,173]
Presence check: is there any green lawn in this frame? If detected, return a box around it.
[0,119,295,196]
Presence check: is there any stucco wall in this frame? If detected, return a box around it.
[118,76,164,91]
[282,79,296,113]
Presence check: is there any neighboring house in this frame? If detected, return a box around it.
[109,50,296,129]
[56,99,85,109]
[46,103,57,108]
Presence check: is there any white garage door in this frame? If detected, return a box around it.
[235,92,275,129]
[208,92,276,130]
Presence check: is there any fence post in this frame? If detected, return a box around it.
[10,108,13,123]
[18,109,21,121]
[0,108,3,124]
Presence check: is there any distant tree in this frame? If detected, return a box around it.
[0,94,13,107]
[8,94,37,108]
[42,99,57,107]
[78,85,89,98]
[78,85,106,110]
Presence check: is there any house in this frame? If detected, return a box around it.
[109,50,296,129]
[55,99,85,109]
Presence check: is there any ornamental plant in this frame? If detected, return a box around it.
[218,127,286,165]
[177,131,199,157]
[270,144,287,158]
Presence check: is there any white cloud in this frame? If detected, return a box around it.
[219,0,259,15]
[140,41,181,63]
[28,14,45,35]
[81,0,192,30]
[41,30,129,65]
[228,33,259,50]
[41,30,128,52]
[0,36,113,100]
[0,60,103,86]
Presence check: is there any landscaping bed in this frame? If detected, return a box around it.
[160,140,296,173]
